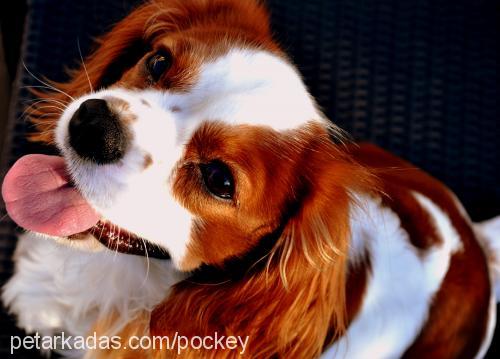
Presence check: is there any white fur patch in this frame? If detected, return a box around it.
[412,191,463,253]
[2,232,183,357]
[164,49,324,136]
[54,88,193,266]
[474,215,500,358]
[323,192,463,358]
[476,291,497,359]
[475,216,500,300]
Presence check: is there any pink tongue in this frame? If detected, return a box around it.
[2,154,100,236]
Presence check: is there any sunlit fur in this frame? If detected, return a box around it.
[27,0,286,143]
[4,0,500,358]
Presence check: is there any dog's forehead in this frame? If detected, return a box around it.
[153,48,321,133]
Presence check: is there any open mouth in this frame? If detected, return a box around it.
[86,221,170,259]
[2,154,170,260]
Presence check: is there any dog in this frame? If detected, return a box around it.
[2,0,499,357]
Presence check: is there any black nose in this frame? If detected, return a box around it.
[69,99,129,164]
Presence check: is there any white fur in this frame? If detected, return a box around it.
[323,192,464,358]
[413,194,497,359]
[476,292,497,359]
[165,49,324,136]
[55,89,194,266]
[2,232,183,357]
[474,215,500,359]
[475,216,500,300]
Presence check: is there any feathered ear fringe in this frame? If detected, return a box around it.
[264,132,378,346]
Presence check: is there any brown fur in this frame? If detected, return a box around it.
[88,312,151,359]
[345,251,372,325]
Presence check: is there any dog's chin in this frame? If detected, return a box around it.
[71,220,171,260]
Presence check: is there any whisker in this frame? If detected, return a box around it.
[30,104,65,113]
[21,98,68,116]
[247,250,272,273]
[116,226,122,261]
[113,224,120,261]
[140,237,151,288]
[98,220,106,243]
[27,128,57,139]
[23,113,60,126]
[0,211,11,222]
[99,220,115,261]
[23,96,69,107]
[186,278,232,286]
[22,61,75,101]
[77,38,94,93]
[21,86,72,105]
[19,105,65,122]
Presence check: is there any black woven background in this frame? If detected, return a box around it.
[0,0,498,357]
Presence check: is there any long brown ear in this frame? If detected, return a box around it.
[150,124,376,358]
[260,131,377,354]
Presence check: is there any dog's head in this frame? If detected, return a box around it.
[10,0,373,274]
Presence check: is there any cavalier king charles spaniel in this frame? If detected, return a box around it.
[2,0,499,357]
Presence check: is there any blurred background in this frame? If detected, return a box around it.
[0,0,498,357]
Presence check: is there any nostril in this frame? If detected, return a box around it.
[69,98,129,165]
[78,98,108,118]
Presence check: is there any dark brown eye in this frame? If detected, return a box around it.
[146,50,172,82]
[200,161,234,200]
